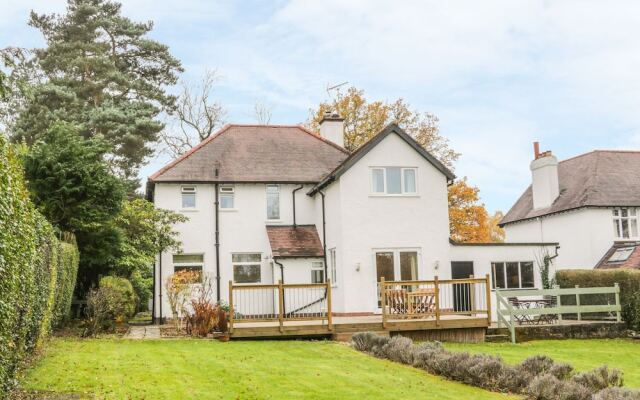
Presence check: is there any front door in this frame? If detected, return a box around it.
[451,261,474,312]
[375,250,419,307]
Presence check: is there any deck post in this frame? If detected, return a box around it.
[434,275,440,327]
[485,274,491,325]
[469,274,476,317]
[327,280,333,331]
[554,285,563,322]
[380,277,387,329]
[278,280,284,332]
[228,281,234,334]
[615,283,621,323]
[575,285,581,321]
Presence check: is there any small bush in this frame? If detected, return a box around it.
[571,366,623,392]
[594,387,640,400]
[518,355,574,380]
[351,332,391,353]
[377,336,415,364]
[527,374,591,400]
[98,276,136,322]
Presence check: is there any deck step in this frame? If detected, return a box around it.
[485,334,510,343]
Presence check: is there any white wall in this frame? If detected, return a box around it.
[330,133,452,314]
[504,208,615,269]
[153,182,320,318]
[449,243,558,320]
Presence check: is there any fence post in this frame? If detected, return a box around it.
[485,274,491,325]
[575,285,581,321]
[554,284,563,322]
[614,283,621,323]
[434,275,440,327]
[228,281,234,334]
[326,280,333,331]
[278,279,284,332]
[469,274,476,317]
[380,277,387,329]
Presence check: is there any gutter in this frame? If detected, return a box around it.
[292,185,304,228]
[274,257,286,312]
[319,191,328,283]
[214,177,221,302]
[157,252,163,324]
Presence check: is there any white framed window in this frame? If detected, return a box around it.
[266,184,280,220]
[181,186,196,208]
[311,261,325,284]
[172,253,204,283]
[613,208,639,239]
[491,261,535,289]
[232,253,262,283]
[219,186,235,209]
[329,248,337,286]
[370,167,417,195]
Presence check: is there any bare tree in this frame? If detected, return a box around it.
[252,101,273,124]
[162,69,227,157]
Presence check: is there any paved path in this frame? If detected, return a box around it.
[125,325,161,339]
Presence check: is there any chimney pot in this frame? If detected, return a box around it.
[534,142,540,159]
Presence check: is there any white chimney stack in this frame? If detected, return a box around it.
[530,142,559,210]
[318,111,345,148]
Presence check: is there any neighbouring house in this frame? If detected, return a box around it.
[147,115,557,321]
[501,143,640,270]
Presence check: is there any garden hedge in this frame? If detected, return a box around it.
[0,136,79,397]
[556,269,640,331]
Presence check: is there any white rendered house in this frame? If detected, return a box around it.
[147,117,557,320]
[501,144,640,270]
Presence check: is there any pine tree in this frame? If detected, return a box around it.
[12,0,183,184]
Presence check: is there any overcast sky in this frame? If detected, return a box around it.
[3,0,640,213]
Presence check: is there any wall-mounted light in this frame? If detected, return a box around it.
[356,262,361,272]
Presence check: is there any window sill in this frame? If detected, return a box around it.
[219,208,238,212]
[368,194,420,198]
[266,219,283,224]
[180,209,199,213]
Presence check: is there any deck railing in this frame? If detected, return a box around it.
[228,280,332,333]
[496,284,622,343]
[380,275,491,328]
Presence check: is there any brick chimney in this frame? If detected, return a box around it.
[530,142,559,209]
[318,111,345,148]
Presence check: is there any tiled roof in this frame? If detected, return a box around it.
[149,125,349,183]
[501,151,640,225]
[266,225,324,258]
[595,242,640,269]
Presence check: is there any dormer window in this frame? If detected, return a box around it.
[220,186,235,209]
[371,167,417,195]
[613,208,638,239]
[181,186,196,208]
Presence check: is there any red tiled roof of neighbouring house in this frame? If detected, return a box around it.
[595,242,640,269]
[266,225,324,258]
[501,151,640,226]
[149,124,349,183]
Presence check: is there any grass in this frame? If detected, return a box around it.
[446,339,640,388]
[21,338,517,400]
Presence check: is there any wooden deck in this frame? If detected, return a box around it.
[230,314,490,340]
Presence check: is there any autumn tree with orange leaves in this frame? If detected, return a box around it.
[448,178,504,243]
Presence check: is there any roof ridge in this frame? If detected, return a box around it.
[148,124,233,180]
[560,149,640,165]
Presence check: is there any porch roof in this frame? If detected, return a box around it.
[266,225,324,258]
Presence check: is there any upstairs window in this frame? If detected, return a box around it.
[219,186,235,209]
[371,167,417,195]
[181,186,196,208]
[491,261,535,289]
[266,185,280,220]
[613,208,638,239]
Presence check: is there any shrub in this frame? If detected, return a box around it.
[99,276,136,322]
[595,387,640,400]
[518,355,574,380]
[555,269,640,329]
[0,136,79,396]
[571,366,623,392]
[527,374,591,400]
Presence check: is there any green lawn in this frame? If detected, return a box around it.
[21,338,516,400]
[446,339,640,388]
